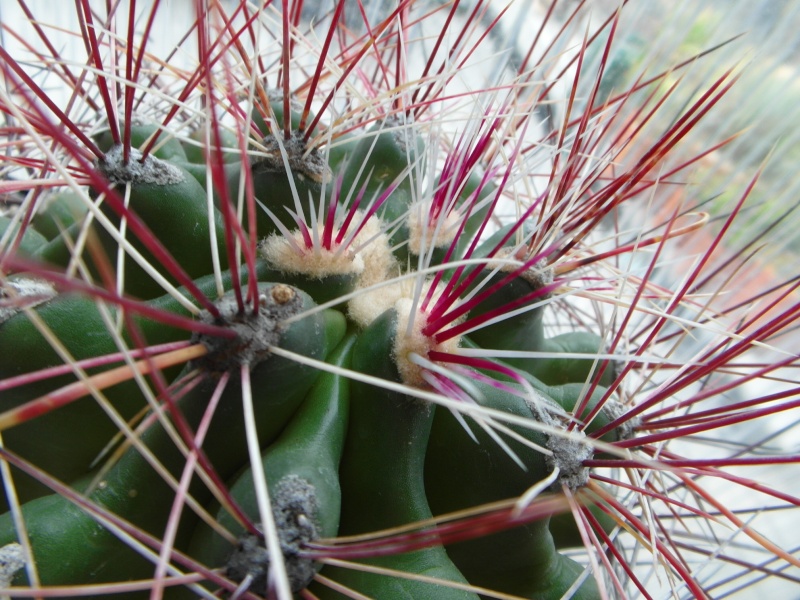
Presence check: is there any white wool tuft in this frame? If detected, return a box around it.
[260,233,364,280]
[406,200,460,255]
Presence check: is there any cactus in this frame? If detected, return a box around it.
[0,2,799,599]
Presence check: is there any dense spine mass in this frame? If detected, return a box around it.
[0,2,798,599]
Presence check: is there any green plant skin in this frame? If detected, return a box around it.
[227,97,324,239]
[252,95,311,138]
[0,215,48,258]
[0,285,345,593]
[459,224,550,361]
[460,336,622,443]
[338,118,426,263]
[94,123,188,163]
[0,262,276,506]
[314,309,477,600]
[186,328,356,571]
[255,329,355,537]
[426,380,550,506]
[548,497,617,550]
[0,292,186,506]
[194,305,346,484]
[527,331,616,387]
[425,380,599,598]
[464,270,548,358]
[174,159,240,191]
[184,98,322,232]
[258,265,359,307]
[456,338,623,443]
[180,127,240,165]
[98,160,231,299]
[3,88,613,600]
[225,142,325,240]
[446,340,621,563]
[30,191,89,241]
[325,132,359,173]
[497,536,601,600]
[339,119,424,221]
[34,159,231,300]
[438,524,600,600]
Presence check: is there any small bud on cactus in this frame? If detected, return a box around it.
[0,2,798,599]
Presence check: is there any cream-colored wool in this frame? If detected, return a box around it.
[260,233,365,280]
[259,212,398,283]
[392,295,462,388]
[406,200,460,256]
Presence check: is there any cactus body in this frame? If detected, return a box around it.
[0,3,794,600]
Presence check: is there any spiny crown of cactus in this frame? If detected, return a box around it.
[0,1,799,599]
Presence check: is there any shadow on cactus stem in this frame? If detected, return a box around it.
[0,1,799,599]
